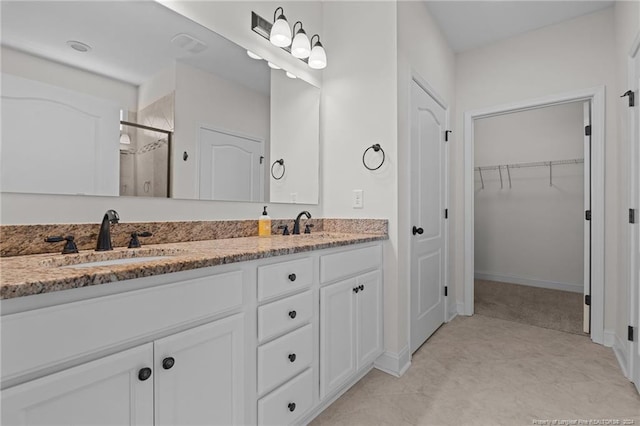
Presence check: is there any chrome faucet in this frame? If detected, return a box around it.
[96,209,120,251]
[292,211,311,235]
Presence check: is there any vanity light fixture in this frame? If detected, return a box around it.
[291,21,310,59]
[269,7,291,47]
[251,10,327,69]
[285,71,297,79]
[247,50,263,60]
[119,134,131,145]
[308,35,327,70]
[267,62,281,70]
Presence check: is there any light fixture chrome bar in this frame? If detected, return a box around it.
[473,158,583,171]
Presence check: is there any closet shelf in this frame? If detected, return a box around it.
[474,158,584,189]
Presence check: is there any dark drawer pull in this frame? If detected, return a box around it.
[288,353,297,362]
[288,402,296,412]
[138,367,152,381]
[353,287,359,294]
[288,273,297,282]
[289,310,297,319]
[162,357,175,370]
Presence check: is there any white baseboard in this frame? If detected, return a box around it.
[457,302,469,316]
[608,330,630,379]
[374,345,411,377]
[447,307,458,322]
[474,271,582,293]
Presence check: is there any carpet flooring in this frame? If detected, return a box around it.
[474,279,584,335]
[311,315,640,426]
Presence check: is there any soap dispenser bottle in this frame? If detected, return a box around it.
[259,206,271,237]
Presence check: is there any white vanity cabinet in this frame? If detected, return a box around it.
[1,239,385,426]
[1,343,155,426]
[319,246,383,400]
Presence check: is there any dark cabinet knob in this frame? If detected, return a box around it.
[162,357,175,370]
[359,284,364,291]
[288,402,296,412]
[288,353,297,362]
[288,273,297,282]
[289,310,297,319]
[138,367,152,381]
[412,226,424,235]
[353,287,359,293]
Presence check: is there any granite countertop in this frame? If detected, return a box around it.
[0,232,387,300]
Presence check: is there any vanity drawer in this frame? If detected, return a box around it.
[320,244,382,284]
[257,324,313,395]
[258,290,313,343]
[258,368,313,426]
[257,257,313,301]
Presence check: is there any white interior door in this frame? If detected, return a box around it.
[629,39,640,393]
[198,126,264,201]
[1,73,120,196]
[583,101,592,334]
[410,79,448,353]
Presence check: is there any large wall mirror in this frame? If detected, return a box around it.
[0,1,320,204]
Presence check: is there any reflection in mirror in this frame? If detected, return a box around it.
[0,1,320,204]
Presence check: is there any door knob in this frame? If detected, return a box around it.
[412,226,424,235]
[162,357,175,370]
[138,367,152,381]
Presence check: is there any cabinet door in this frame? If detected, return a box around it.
[320,278,357,399]
[1,344,153,426]
[356,270,383,369]
[154,314,244,426]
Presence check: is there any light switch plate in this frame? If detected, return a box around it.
[353,190,363,208]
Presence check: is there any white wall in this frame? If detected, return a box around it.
[397,1,457,350]
[270,71,320,204]
[474,103,584,291]
[138,64,176,111]
[1,1,323,224]
[321,1,399,352]
[173,61,270,200]
[1,46,137,111]
[454,8,618,330]
[613,1,639,354]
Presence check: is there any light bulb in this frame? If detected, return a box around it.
[269,8,291,47]
[308,38,327,70]
[291,22,310,59]
[285,71,297,79]
[268,62,281,70]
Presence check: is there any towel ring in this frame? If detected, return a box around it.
[362,144,385,171]
[271,159,285,180]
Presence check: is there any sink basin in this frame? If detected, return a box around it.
[62,256,173,269]
[39,248,185,268]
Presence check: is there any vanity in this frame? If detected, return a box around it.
[0,231,386,425]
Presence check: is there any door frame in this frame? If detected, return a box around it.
[195,124,265,201]
[463,86,606,344]
[408,72,450,355]
[627,31,640,386]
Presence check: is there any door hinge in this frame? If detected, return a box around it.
[621,90,636,107]
[585,295,591,306]
[445,130,452,142]
[630,208,637,224]
[444,286,448,297]
[584,125,591,136]
[444,208,449,219]
[629,325,635,342]
[259,156,264,164]
[585,210,591,221]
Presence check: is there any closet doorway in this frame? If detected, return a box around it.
[463,87,605,344]
[473,102,588,335]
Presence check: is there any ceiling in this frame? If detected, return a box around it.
[1,1,270,94]
[424,1,615,53]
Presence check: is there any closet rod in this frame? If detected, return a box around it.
[473,158,583,171]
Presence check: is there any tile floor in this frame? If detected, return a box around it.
[311,314,640,426]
